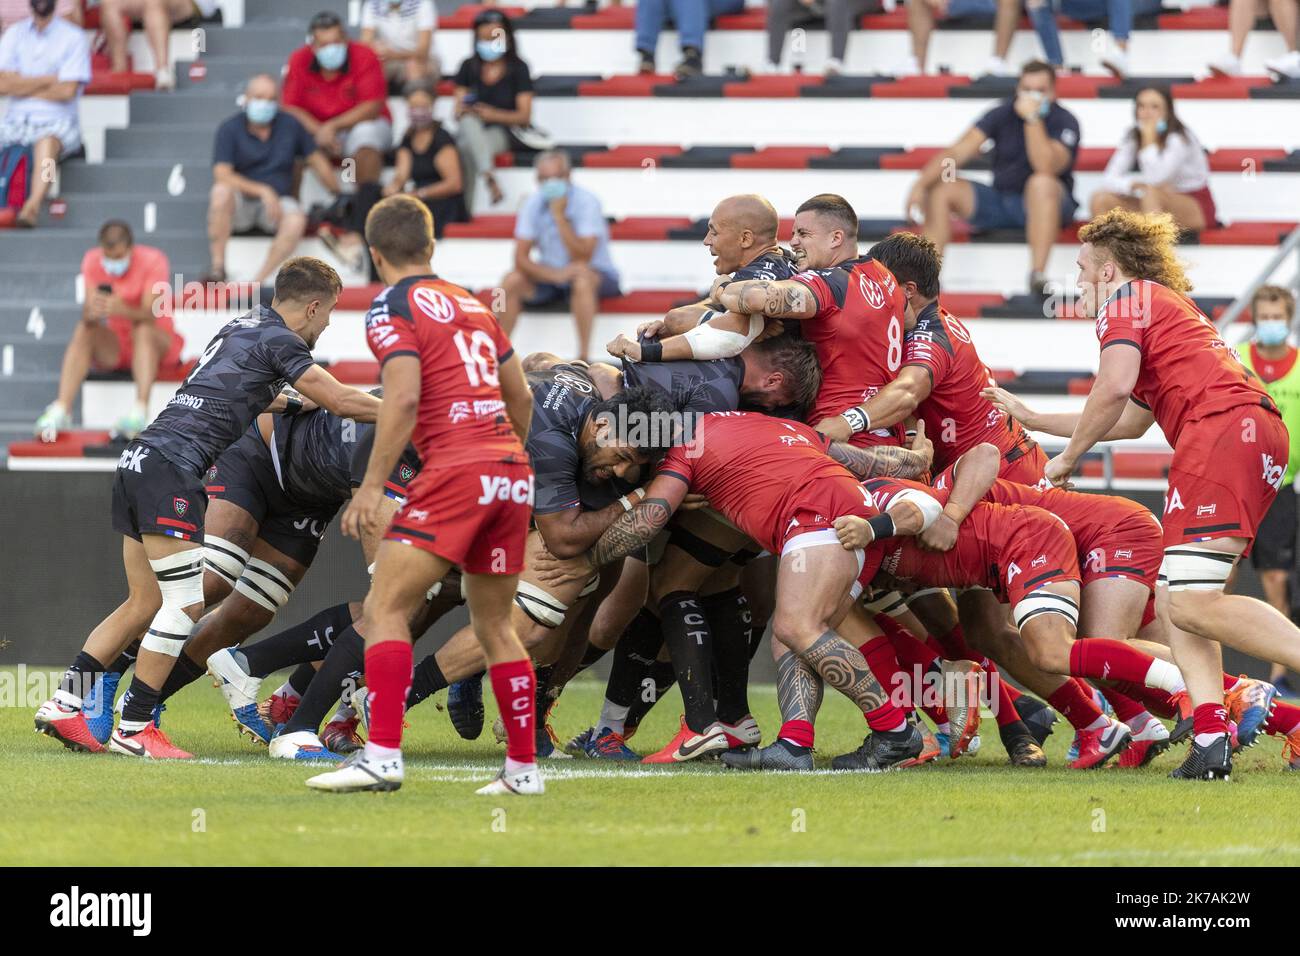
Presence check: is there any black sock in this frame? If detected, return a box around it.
[242,602,354,677]
[408,656,451,709]
[626,661,677,729]
[157,651,207,703]
[287,662,317,696]
[604,607,663,710]
[658,591,715,732]
[59,651,106,700]
[119,676,161,726]
[576,641,608,675]
[109,639,141,675]
[702,587,753,724]
[282,625,364,736]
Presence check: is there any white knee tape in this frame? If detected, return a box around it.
[234,557,294,612]
[514,580,570,628]
[1012,589,1079,630]
[202,535,249,587]
[862,589,909,616]
[891,488,944,531]
[144,550,204,656]
[1159,546,1236,592]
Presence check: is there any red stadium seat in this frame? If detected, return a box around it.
[326,361,381,384]
[730,146,832,168]
[443,216,517,239]
[723,75,825,97]
[581,144,683,167]
[610,218,694,240]
[8,431,112,458]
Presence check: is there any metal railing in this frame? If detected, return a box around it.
[1215,224,1300,332]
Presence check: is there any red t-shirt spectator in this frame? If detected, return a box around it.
[81,244,183,369]
[281,41,391,124]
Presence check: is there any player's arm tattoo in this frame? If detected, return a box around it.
[828,441,930,480]
[589,498,673,568]
[720,279,813,318]
[800,631,889,715]
[776,650,824,725]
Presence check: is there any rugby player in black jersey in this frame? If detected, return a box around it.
[35,258,381,759]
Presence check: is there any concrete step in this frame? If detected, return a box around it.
[200,26,307,57]
[0,337,73,376]
[126,91,243,124]
[0,264,204,300]
[176,56,287,91]
[0,304,86,340]
[42,194,210,231]
[106,125,219,162]
[59,160,214,195]
[0,231,209,265]
[0,377,71,419]
[243,0,336,24]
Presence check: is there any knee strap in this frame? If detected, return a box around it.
[142,550,204,656]
[1159,546,1236,592]
[667,525,733,568]
[203,535,249,587]
[234,557,295,613]
[1012,589,1079,631]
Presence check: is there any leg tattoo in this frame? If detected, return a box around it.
[801,630,888,715]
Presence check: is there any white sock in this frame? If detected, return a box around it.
[597,699,630,737]
[363,741,401,763]
[1084,714,1110,732]
[118,719,150,734]
[1143,658,1183,694]
[53,688,82,709]
[505,756,537,774]
[1194,731,1226,746]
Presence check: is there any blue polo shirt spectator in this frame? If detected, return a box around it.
[206,72,341,284]
[499,150,622,361]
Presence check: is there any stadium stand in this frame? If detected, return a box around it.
[2,0,1298,486]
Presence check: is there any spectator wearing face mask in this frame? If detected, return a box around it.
[383,81,467,238]
[33,220,181,442]
[905,60,1080,297]
[1236,286,1300,698]
[498,150,621,362]
[0,0,90,227]
[1090,87,1215,233]
[452,9,533,211]
[206,72,342,283]
[282,9,391,271]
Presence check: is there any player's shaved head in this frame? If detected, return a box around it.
[712,194,778,243]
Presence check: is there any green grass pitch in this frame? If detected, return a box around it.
[3,667,1297,866]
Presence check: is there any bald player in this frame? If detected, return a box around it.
[609,194,797,362]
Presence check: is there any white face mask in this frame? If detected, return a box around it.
[102,253,131,276]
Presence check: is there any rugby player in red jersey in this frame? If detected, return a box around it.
[814,232,1046,484]
[305,195,539,795]
[538,411,944,771]
[1016,209,1292,779]
[840,476,1171,768]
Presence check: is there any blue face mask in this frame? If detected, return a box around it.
[245,98,277,125]
[315,42,347,71]
[1256,320,1290,347]
[1155,119,1168,134]
[539,178,567,202]
[476,39,505,62]
[102,254,131,277]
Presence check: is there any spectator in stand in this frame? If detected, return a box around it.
[97,0,220,90]
[636,0,743,78]
[452,9,533,212]
[359,0,440,93]
[34,220,181,442]
[905,61,1079,296]
[894,0,998,76]
[1236,286,1300,698]
[0,0,90,227]
[1090,87,1215,233]
[383,80,467,238]
[499,150,621,362]
[206,73,342,284]
[0,0,78,30]
[769,0,895,76]
[282,9,392,273]
[1012,0,1163,78]
[1207,0,1299,79]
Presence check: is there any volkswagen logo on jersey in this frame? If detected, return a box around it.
[858,274,886,310]
[412,286,457,324]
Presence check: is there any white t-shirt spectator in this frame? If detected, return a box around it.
[0,0,76,30]
[360,0,436,55]
[0,15,90,127]
[1101,129,1211,195]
